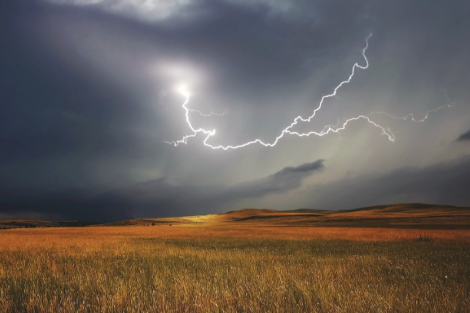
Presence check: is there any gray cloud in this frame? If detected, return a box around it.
[274,161,325,177]
[5,155,470,222]
[224,160,324,200]
[457,129,470,142]
[43,0,204,22]
[40,0,342,24]
[310,155,470,210]
[0,160,324,222]
[1,0,470,221]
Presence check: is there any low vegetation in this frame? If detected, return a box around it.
[0,226,469,312]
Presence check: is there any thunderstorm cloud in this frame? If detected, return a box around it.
[1,0,470,221]
[223,160,325,201]
[0,160,324,221]
[457,129,470,142]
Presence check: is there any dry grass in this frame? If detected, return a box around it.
[0,226,469,312]
[106,204,470,229]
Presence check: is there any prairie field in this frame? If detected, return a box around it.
[0,223,469,312]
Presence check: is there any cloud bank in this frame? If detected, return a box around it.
[311,156,470,210]
[0,160,324,222]
[457,129,470,142]
[1,0,470,221]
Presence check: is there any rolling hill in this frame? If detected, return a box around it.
[0,219,97,229]
[2,203,470,229]
[105,203,470,229]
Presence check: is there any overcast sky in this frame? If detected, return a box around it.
[1,0,470,222]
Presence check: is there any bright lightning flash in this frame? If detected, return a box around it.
[166,34,453,150]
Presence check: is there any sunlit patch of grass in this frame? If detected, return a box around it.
[0,228,469,312]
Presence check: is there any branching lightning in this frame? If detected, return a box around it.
[166,34,453,150]
[176,84,228,118]
[368,91,455,123]
[188,108,227,117]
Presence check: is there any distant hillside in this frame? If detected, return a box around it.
[2,203,470,230]
[283,208,329,213]
[99,203,470,230]
[0,219,97,229]
[334,203,464,213]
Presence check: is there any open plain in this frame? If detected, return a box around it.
[1,203,470,312]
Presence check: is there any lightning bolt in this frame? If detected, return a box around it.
[188,108,227,117]
[166,34,452,150]
[368,90,455,122]
[176,84,227,118]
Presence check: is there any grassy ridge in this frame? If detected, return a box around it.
[103,203,470,229]
[2,203,470,230]
[1,232,469,312]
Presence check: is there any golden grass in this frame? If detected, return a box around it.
[3,225,470,243]
[0,225,469,312]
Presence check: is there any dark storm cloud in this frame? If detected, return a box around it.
[0,1,172,187]
[0,0,362,187]
[275,161,325,177]
[311,156,470,210]
[3,0,468,166]
[457,129,470,142]
[0,187,132,222]
[223,159,324,200]
[0,160,324,222]
[1,0,470,220]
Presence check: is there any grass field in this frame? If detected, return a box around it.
[1,223,470,312]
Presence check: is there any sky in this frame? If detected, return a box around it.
[1,0,470,222]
